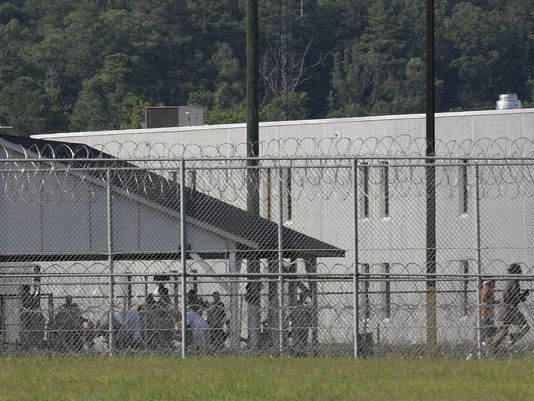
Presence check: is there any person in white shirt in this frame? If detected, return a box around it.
[186,308,208,350]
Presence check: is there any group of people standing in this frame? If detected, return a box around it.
[97,288,230,352]
[20,293,86,352]
[18,286,229,353]
[184,289,229,351]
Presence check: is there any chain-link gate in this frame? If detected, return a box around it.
[0,138,533,358]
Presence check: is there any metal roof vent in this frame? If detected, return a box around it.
[144,106,204,128]
[496,94,521,110]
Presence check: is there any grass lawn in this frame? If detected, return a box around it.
[0,357,533,401]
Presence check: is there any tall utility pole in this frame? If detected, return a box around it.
[425,0,437,354]
[246,0,261,350]
[247,0,259,157]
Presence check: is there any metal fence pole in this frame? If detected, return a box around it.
[106,167,114,356]
[277,166,284,354]
[352,158,360,358]
[180,159,187,359]
[474,162,483,358]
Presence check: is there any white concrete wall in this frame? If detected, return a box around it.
[27,109,534,347]
[0,172,233,256]
[33,108,534,157]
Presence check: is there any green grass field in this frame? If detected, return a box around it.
[1,357,533,401]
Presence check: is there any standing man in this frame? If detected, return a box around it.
[55,295,84,352]
[206,292,228,351]
[20,285,45,350]
[289,289,312,356]
[138,293,157,349]
[491,263,530,346]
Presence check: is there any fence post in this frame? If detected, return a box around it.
[228,251,241,353]
[180,159,187,359]
[352,158,360,359]
[106,167,114,356]
[277,166,284,354]
[474,162,483,358]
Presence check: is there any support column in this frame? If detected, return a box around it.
[228,251,242,353]
[246,0,261,355]
[246,258,261,351]
[287,261,298,306]
[180,160,187,358]
[425,0,437,356]
[352,158,360,358]
[474,163,483,357]
[267,258,280,352]
[286,259,297,352]
[305,257,319,354]
[106,168,114,356]
[277,167,284,354]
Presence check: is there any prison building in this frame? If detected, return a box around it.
[30,108,534,352]
[0,134,343,352]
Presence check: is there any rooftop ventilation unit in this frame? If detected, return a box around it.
[496,94,521,110]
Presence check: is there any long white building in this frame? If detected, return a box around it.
[25,108,534,353]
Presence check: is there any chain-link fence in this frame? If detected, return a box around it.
[1,142,533,358]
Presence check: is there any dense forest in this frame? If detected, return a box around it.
[1,0,533,136]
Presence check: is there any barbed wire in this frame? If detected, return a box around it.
[2,136,534,358]
[4,135,534,161]
[1,160,534,203]
[2,136,534,202]
[89,135,534,159]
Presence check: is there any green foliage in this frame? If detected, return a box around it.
[0,0,533,135]
[126,98,150,129]
[261,92,309,121]
[205,104,247,125]
[2,357,534,401]
[0,77,49,136]
[70,54,141,131]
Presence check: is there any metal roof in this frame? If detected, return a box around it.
[31,108,534,140]
[0,135,344,259]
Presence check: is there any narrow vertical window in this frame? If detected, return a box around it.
[380,161,390,217]
[280,167,293,224]
[286,167,292,221]
[461,260,469,316]
[459,160,468,215]
[32,265,41,289]
[359,162,370,218]
[383,263,391,318]
[188,170,197,191]
[266,168,272,220]
[362,263,370,319]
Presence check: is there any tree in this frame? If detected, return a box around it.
[259,0,330,119]
[0,77,49,136]
[70,54,141,131]
[328,0,426,117]
[1,0,534,134]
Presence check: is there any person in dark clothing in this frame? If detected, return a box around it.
[138,293,157,348]
[289,289,312,356]
[187,289,209,313]
[20,286,45,350]
[53,295,84,352]
[154,288,179,351]
[490,264,530,346]
[206,291,228,350]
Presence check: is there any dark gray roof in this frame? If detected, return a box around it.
[1,135,344,258]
